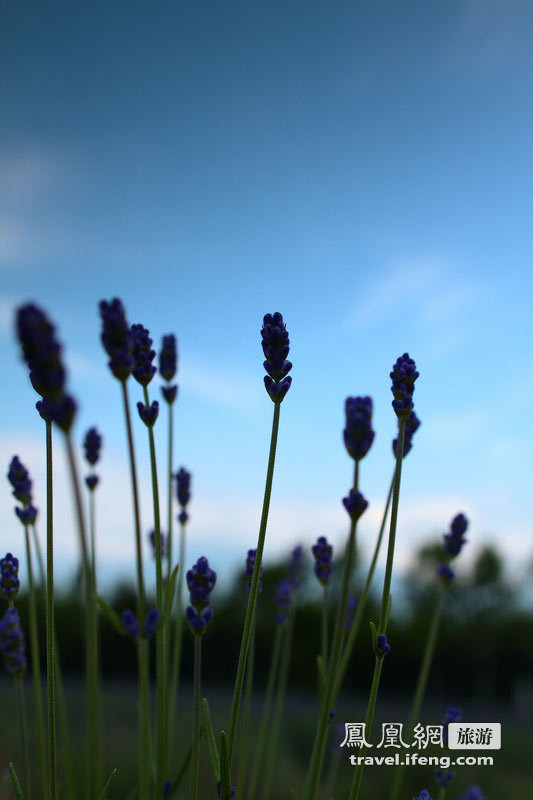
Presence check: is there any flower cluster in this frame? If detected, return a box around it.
[8,456,38,525]
[344,593,357,631]
[0,553,20,600]
[83,427,102,465]
[261,312,292,403]
[437,514,469,585]
[311,536,333,586]
[121,608,160,639]
[0,607,26,678]
[176,467,192,524]
[343,396,375,461]
[435,768,454,787]
[131,324,157,387]
[148,530,168,560]
[159,334,178,404]
[392,410,421,458]
[459,787,485,800]
[289,545,304,589]
[245,548,262,592]
[390,352,419,419]
[99,298,133,381]
[441,706,462,744]
[16,303,76,430]
[413,791,431,800]
[374,633,391,657]
[137,400,159,428]
[342,489,368,522]
[186,557,216,634]
[274,581,294,626]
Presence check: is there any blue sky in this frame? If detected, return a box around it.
[1,0,532,592]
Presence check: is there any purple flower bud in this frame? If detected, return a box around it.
[0,607,26,678]
[261,312,292,403]
[0,553,20,600]
[390,353,419,419]
[459,786,485,800]
[245,548,262,592]
[274,580,293,626]
[435,769,454,787]
[37,394,77,432]
[7,456,32,505]
[289,545,304,589]
[144,608,160,637]
[15,505,37,526]
[99,298,133,381]
[178,510,189,525]
[186,557,216,627]
[437,564,455,584]
[343,397,375,461]
[131,324,157,386]
[159,334,177,383]
[393,410,421,458]
[312,536,333,586]
[15,304,66,400]
[148,530,168,559]
[443,513,468,558]
[441,706,461,744]
[374,632,391,657]
[137,400,159,427]
[342,489,368,522]
[121,609,139,638]
[413,791,431,800]
[162,385,178,404]
[85,475,99,491]
[176,467,191,508]
[83,427,102,466]
[185,606,214,635]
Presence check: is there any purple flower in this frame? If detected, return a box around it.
[311,536,333,586]
[144,608,160,637]
[16,304,66,400]
[437,564,455,585]
[0,553,20,600]
[441,706,461,744]
[7,456,32,505]
[0,607,26,678]
[185,606,213,634]
[261,312,292,403]
[121,609,139,638]
[83,427,102,466]
[344,593,357,632]
[343,397,375,461]
[159,334,177,383]
[274,580,293,626]
[186,557,216,635]
[148,530,168,560]
[15,504,37,526]
[289,545,304,589]
[342,489,368,522]
[443,513,468,558]
[413,792,431,800]
[176,467,191,509]
[374,633,391,657]
[137,400,159,427]
[217,780,236,798]
[246,548,262,592]
[99,298,133,381]
[390,353,419,419]
[178,510,189,525]
[162,385,178,404]
[435,769,454,787]
[459,787,485,800]
[85,475,99,491]
[131,323,157,386]
[392,411,421,458]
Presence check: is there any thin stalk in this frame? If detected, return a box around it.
[120,380,150,798]
[164,398,174,779]
[16,677,30,799]
[304,460,360,800]
[247,626,283,799]
[31,524,46,595]
[439,788,446,800]
[389,586,446,800]
[237,618,255,794]
[349,419,407,800]
[321,585,328,670]
[259,610,295,800]
[23,524,47,800]
[65,432,99,800]
[143,385,166,798]
[228,402,281,762]
[45,420,57,800]
[189,636,202,800]
[168,519,187,763]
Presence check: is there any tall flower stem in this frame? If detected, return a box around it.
[120,381,150,799]
[247,625,283,799]
[304,461,360,800]
[321,585,329,669]
[143,385,166,798]
[389,586,446,800]
[237,619,256,794]
[23,524,47,800]
[164,399,174,776]
[260,610,295,800]
[168,518,187,763]
[45,420,57,800]
[189,635,202,800]
[349,418,407,800]
[227,401,281,762]
[16,677,30,798]
[65,432,100,800]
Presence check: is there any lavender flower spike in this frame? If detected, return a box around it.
[186,556,216,634]
[261,312,292,403]
[435,768,454,787]
[443,513,468,558]
[289,545,304,588]
[8,456,32,505]
[274,580,293,626]
[459,787,485,800]
[159,334,177,382]
[246,548,262,592]
[0,607,27,677]
[131,323,157,386]
[83,427,102,466]
[176,467,192,524]
[392,410,421,458]
[311,536,333,586]
[413,791,432,800]
[343,397,375,461]
[0,553,20,600]
[390,352,419,418]
[342,489,368,522]
[137,400,159,427]
[99,298,133,381]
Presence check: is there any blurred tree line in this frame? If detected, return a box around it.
[11,542,533,704]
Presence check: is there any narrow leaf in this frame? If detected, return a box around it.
[9,763,23,800]
[316,654,326,708]
[202,698,221,784]
[162,564,180,626]
[98,768,117,800]
[219,730,232,800]
[96,595,126,637]
[369,620,378,648]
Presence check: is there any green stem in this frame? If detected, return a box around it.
[23,524,47,800]
[247,626,283,799]
[65,432,99,800]
[168,519,187,764]
[164,399,174,778]
[321,585,328,671]
[189,636,202,800]
[259,610,295,800]
[349,419,407,800]
[45,420,57,800]
[120,380,150,798]
[166,399,174,585]
[228,401,281,762]
[237,619,255,794]
[348,656,384,800]
[143,385,166,798]
[16,677,30,799]
[389,587,446,800]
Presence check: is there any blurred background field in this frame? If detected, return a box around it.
[1,549,531,798]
